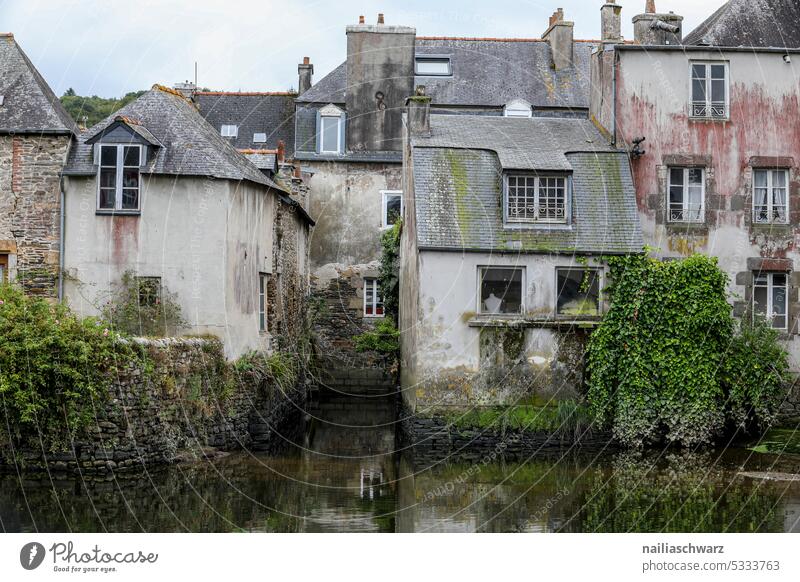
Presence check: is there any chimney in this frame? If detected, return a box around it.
[377,13,385,24]
[542,8,574,70]
[298,56,314,95]
[359,15,365,24]
[277,140,286,164]
[172,80,196,99]
[633,1,683,45]
[601,1,623,44]
[406,86,431,137]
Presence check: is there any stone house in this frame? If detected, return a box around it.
[590,0,800,366]
[399,105,642,411]
[0,33,78,296]
[60,85,313,358]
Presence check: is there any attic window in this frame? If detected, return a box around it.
[0,95,4,107]
[97,144,141,212]
[221,124,238,138]
[505,174,568,224]
[415,56,452,76]
[504,99,532,118]
[253,133,267,143]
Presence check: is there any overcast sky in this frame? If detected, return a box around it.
[1,0,727,97]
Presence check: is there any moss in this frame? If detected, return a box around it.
[749,428,800,455]
[444,401,593,437]
[444,150,472,237]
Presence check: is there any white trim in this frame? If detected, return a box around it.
[753,272,789,331]
[96,144,141,212]
[380,190,403,229]
[414,56,452,77]
[319,115,342,154]
[477,266,526,315]
[503,174,569,224]
[220,124,238,137]
[503,99,533,118]
[689,61,730,120]
[363,277,384,318]
[253,133,267,143]
[667,167,705,223]
[752,168,790,224]
[258,273,268,333]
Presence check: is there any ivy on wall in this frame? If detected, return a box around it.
[587,253,790,448]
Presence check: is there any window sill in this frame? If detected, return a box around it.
[467,316,602,330]
[95,210,141,216]
[751,223,792,232]
[665,221,708,231]
[363,315,385,319]
[688,117,730,123]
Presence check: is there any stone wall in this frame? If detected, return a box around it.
[0,134,70,296]
[780,380,800,421]
[2,338,306,474]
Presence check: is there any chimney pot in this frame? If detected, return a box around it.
[406,87,431,137]
[359,15,365,24]
[543,8,574,70]
[303,56,310,65]
[377,13,385,24]
[277,140,286,163]
[646,0,656,14]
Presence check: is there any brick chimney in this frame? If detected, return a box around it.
[633,1,683,45]
[406,86,431,137]
[542,8,574,70]
[298,56,313,95]
[601,1,623,44]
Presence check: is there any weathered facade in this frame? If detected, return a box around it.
[0,33,77,296]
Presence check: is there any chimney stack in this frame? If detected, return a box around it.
[542,8,574,70]
[406,86,431,137]
[601,1,623,44]
[633,1,683,45]
[298,56,314,95]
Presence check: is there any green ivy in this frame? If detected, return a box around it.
[353,318,400,355]
[101,271,185,337]
[379,221,401,321]
[587,253,789,448]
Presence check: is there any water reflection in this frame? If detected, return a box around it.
[1,393,799,533]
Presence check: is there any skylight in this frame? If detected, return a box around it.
[415,56,452,76]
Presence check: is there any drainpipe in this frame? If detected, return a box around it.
[58,176,65,302]
[612,49,618,147]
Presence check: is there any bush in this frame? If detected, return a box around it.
[233,351,298,394]
[353,318,400,355]
[379,221,401,320]
[102,271,184,337]
[0,284,141,450]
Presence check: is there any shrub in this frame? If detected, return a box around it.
[101,271,184,337]
[353,318,400,355]
[233,351,298,394]
[379,221,401,320]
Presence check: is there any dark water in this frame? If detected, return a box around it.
[2,393,800,533]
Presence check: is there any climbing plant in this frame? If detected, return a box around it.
[102,271,185,337]
[378,220,402,321]
[587,253,789,448]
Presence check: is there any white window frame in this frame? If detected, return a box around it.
[504,174,569,224]
[415,56,452,77]
[689,61,729,120]
[253,132,267,143]
[97,144,142,212]
[381,190,403,229]
[221,124,238,138]
[753,272,789,331]
[477,266,526,315]
[363,277,384,318]
[319,115,342,154]
[258,273,268,333]
[667,167,706,223]
[753,168,790,225]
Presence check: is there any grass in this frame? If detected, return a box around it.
[749,427,800,455]
[445,400,595,438]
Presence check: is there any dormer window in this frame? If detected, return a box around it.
[318,104,344,154]
[97,144,141,212]
[221,124,238,138]
[0,95,4,106]
[415,56,452,76]
[504,174,568,224]
[253,133,267,143]
[504,99,532,118]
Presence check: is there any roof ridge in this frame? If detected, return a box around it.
[238,148,279,154]
[416,36,603,43]
[152,83,194,103]
[196,91,298,96]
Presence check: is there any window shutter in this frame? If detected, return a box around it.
[339,113,346,154]
[140,146,147,167]
[315,109,322,154]
[92,143,100,165]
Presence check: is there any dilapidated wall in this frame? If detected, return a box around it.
[0,134,71,296]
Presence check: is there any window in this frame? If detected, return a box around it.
[505,175,568,224]
[504,99,533,118]
[753,169,789,224]
[381,191,403,228]
[478,267,524,315]
[556,268,600,317]
[253,133,267,143]
[415,56,451,76]
[259,273,268,332]
[136,277,161,307]
[364,278,384,317]
[0,254,7,284]
[98,144,141,211]
[221,125,238,137]
[320,115,342,153]
[668,167,705,223]
[691,62,728,119]
[753,272,788,330]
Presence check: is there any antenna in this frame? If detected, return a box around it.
[194,62,198,89]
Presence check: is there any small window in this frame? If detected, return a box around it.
[504,99,532,118]
[221,124,238,137]
[364,278,384,317]
[478,267,524,315]
[753,272,788,330]
[556,268,600,317]
[415,56,452,76]
[253,133,267,143]
[0,253,8,284]
[690,62,728,119]
[505,175,568,224]
[668,167,705,223]
[136,277,161,307]
[753,169,789,224]
[381,191,403,228]
[259,273,268,332]
[98,144,141,211]
[320,115,342,153]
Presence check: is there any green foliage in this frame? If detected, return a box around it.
[446,400,594,438]
[101,271,185,337]
[587,253,790,448]
[233,351,298,394]
[0,284,141,450]
[60,89,146,128]
[353,318,400,355]
[379,221,401,320]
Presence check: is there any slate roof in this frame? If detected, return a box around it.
[411,115,642,254]
[195,92,296,156]
[64,85,285,192]
[0,33,78,134]
[684,0,800,48]
[296,38,596,110]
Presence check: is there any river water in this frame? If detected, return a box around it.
[2,393,799,533]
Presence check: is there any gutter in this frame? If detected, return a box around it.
[616,45,800,54]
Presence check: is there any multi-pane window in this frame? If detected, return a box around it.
[98,144,141,211]
[753,272,788,330]
[691,62,728,119]
[259,273,268,332]
[364,278,384,317]
[320,115,342,153]
[0,254,7,284]
[556,268,600,317]
[220,124,238,137]
[382,191,403,228]
[668,167,705,222]
[753,169,789,224]
[506,175,567,223]
[415,57,452,76]
[478,267,524,315]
